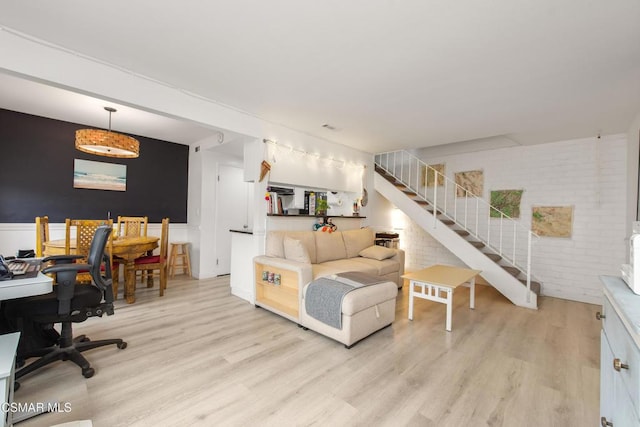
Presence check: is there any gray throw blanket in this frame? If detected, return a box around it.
[305,272,387,330]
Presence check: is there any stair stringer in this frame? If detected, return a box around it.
[375,174,537,309]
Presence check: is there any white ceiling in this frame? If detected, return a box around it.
[0,1,639,154]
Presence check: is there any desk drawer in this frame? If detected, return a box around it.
[603,296,640,416]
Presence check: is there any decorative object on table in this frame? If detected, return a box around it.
[259,160,271,182]
[274,274,281,286]
[455,169,484,198]
[73,159,127,192]
[531,206,573,238]
[490,189,524,218]
[262,270,269,281]
[75,106,139,159]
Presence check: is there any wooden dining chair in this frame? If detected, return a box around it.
[35,216,50,257]
[116,216,148,238]
[65,219,115,285]
[115,216,149,284]
[131,218,170,296]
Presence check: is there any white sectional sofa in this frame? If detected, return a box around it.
[253,227,404,347]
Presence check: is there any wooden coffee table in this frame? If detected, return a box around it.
[403,264,481,332]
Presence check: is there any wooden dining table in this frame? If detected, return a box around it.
[44,236,159,304]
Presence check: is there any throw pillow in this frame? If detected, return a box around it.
[359,245,396,261]
[284,237,311,263]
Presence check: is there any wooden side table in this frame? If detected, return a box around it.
[403,264,481,332]
[169,242,192,278]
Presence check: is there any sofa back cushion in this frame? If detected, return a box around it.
[342,227,375,258]
[283,236,311,263]
[315,231,347,263]
[265,231,317,263]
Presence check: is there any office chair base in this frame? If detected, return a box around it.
[15,335,127,382]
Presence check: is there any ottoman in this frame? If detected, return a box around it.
[300,273,398,348]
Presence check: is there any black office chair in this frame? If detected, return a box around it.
[5,225,127,382]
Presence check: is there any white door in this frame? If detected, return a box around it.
[215,164,249,276]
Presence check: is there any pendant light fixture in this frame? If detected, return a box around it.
[75,106,140,158]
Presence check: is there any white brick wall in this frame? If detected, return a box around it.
[401,134,627,305]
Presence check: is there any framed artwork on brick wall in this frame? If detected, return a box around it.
[531,206,573,237]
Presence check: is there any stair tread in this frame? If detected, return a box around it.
[484,253,502,262]
[502,266,520,276]
[519,279,541,295]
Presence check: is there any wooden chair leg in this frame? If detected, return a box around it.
[160,266,167,297]
[112,264,119,299]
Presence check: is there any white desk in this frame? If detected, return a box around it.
[0,272,53,425]
[0,273,53,301]
[403,265,481,332]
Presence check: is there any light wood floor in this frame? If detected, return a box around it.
[14,276,601,427]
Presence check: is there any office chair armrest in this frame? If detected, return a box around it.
[42,254,85,264]
[42,263,90,275]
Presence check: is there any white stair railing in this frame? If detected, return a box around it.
[375,150,538,300]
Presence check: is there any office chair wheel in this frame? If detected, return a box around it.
[117,342,127,349]
[82,367,95,378]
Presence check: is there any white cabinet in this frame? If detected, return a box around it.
[600,276,640,426]
[1,333,19,427]
[230,230,258,304]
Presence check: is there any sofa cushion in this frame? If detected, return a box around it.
[312,259,379,280]
[342,228,375,258]
[283,237,311,263]
[341,281,398,316]
[348,257,400,276]
[359,245,397,261]
[315,231,347,263]
[266,231,317,263]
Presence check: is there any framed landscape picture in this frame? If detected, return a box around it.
[490,189,524,218]
[73,159,127,191]
[531,206,573,237]
[455,170,484,197]
[422,163,445,187]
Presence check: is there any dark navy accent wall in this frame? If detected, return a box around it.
[0,109,188,223]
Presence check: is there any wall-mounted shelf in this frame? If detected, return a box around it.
[267,214,365,218]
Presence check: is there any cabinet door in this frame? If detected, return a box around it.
[601,331,615,423]
[602,330,640,426]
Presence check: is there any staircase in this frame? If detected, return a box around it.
[374,150,540,309]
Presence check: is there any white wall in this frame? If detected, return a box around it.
[627,111,640,239]
[410,134,627,304]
